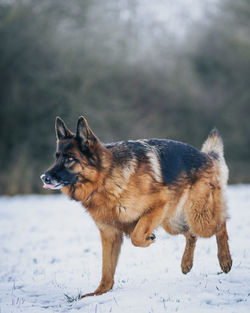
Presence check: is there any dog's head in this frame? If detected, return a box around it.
[41,116,109,190]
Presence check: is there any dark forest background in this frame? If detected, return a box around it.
[0,0,249,195]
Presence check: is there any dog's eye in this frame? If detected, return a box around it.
[65,156,75,164]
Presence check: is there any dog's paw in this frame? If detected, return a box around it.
[80,280,114,299]
[218,253,232,273]
[131,232,156,247]
[181,259,193,274]
[146,233,156,241]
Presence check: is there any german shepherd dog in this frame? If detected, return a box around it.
[41,116,232,298]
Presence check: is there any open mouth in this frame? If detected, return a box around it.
[40,174,73,190]
[42,183,65,190]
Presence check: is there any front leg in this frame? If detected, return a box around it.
[81,225,123,298]
[131,202,166,247]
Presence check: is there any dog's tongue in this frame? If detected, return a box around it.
[43,183,54,189]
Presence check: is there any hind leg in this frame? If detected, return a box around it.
[181,232,197,274]
[216,221,232,273]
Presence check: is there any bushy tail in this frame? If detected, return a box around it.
[201,128,228,185]
[201,128,224,158]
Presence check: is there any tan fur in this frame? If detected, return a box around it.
[201,130,229,185]
[181,233,197,274]
[54,121,232,298]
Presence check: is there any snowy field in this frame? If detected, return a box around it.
[0,185,249,313]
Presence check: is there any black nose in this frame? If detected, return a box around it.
[45,176,51,184]
[40,173,51,184]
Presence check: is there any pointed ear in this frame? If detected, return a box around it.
[76,116,98,147]
[55,117,73,140]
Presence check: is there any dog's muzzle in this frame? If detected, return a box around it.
[40,173,65,190]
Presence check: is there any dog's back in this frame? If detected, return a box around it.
[106,138,210,186]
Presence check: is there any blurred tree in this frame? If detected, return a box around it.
[0,0,249,194]
[0,0,72,193]
[189,0,250,182]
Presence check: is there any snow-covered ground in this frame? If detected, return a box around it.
[0,185,249,313]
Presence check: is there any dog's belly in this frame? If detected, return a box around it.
[170,213,189,233]
[161,188,189,234]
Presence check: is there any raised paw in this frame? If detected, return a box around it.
[131,232,156,247]
[146,233,156,241]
